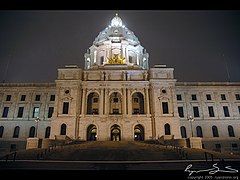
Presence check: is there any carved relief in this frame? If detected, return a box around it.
[62,95,73,102]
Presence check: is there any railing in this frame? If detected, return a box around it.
[0,151,17,163]
[165,143,226,164]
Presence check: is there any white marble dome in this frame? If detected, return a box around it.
[85,14,149,70]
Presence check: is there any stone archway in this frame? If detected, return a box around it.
[87,124,97,141]
[134,124,144,141]
[111,124,121,141]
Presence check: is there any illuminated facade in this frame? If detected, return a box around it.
[0,14,239,153]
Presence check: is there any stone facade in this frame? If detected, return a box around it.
[0,15,239,153]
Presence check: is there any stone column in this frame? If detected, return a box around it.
[145,88,150,115]
[100,89,104,115]
[122,46,126,59]
[104,88,109,115]
[127,89,132,115]
[137,54,139,65]
[81,88,86,117]
[126,48,129,63]
[122,88,127,115]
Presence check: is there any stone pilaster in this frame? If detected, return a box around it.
[81,88,86,117]
[145,87,150,115]
[122,88,127,115]
[100,88,104,115]
[127,89,132,115]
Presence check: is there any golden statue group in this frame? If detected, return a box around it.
[107,54,125,64]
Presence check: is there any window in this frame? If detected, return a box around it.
[178,107,184,117]
[221,94,226,100]
[21,95,26,101]
[17,107,24,118]
[164,123,171,135]
[193,106,199,117]
[162,102,169,114]
[133,108,140,114]
[92,109,99,114]
[113,98,118,103]
[2,107,9,118]
[60,124,66,135]
[100,56,104,64]
[180,126,187,138]
[93,98,98,103]
[206,94,211,100]
[13,126,20,138]
[162,89,166,93]
[232,144,238,151]
[196,126,203,137]
[35,95,41,101]
[10,144,17,152]
[129,56,133,63]
[215,144,221,152]
[228,125,235,137]
[87,92,99,115]
[29,126,35,137]
[45,127,51,138]
[32,107,40,118]
[223,106,230,117]
[0,126,4,138]
[112,109,119,114]
[48,107,54,118]
[176,94,182,101]
[212,126,219,137]
[6,95,11,101]
[208,106,215,117]
[191,94,197,101]
[238,106,240,114]
[62,102,69,114]
[236,94,240,100]
[133,98,139,103]
[50,95,55,101]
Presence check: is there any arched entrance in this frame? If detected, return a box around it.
[134,124,144,141]
[111,124,121,141]
[87,124,97,141]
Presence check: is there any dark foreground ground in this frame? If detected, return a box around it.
[0,141,239,179]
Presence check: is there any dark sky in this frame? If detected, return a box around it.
[0,10,240,83]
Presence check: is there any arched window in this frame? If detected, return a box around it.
[60,124,67,135]
[87,92,99,115]
[228,125,235,137]
[29,126,35,137]
[196,126,203,137]
[212,126,219,137]
[180,126,187,138]
[0,126,4,138]
[13,126,20,138]
[110,92,122,114]
[45,126,51,138]
[164,123,171,135]
[132,92,144,114]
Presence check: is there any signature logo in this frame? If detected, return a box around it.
[184,163,238,176]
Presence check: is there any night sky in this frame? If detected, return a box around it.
[0,10,240,83]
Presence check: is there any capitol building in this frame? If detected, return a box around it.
[0,14,239,153]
